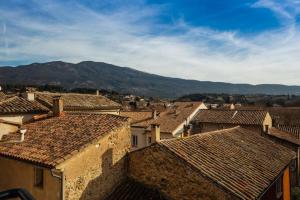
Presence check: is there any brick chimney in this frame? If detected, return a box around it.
[151,124,160,143]
[53,96,64,117]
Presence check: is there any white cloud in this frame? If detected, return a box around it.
[0,0,300,85]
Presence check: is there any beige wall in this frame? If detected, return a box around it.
[129,145,237,200]
[130,127,174,151]
[56,123,131,200]
[0,157,61,200]
[0,123,19,139]
[131,127,147,151]
[263,112,272,130]
[0,114,35,124]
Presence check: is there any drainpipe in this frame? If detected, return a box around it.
[51,169,65,200]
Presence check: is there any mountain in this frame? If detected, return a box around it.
[0,61,300,98]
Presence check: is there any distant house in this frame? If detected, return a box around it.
[129,127,296,200]
[121,102,207,150]
[219,103,235,110]
[192,109,272,134]
[35,91,121,114]
[0,99,131,200]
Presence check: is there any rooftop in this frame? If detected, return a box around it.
[0,96,49,114]
[120,111,153,124]
[194,109,269,125]
[0,113,129,167]
[132,102,205,134]
[35,92,120,111]
[159,127,296,200]
[268,127,300,146]
[105,178,168,200]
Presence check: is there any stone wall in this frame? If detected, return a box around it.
[57,123,131,200]
[129,144,238,200]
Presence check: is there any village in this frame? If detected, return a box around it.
[0,87,299,200]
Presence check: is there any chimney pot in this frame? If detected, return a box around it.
[151,123,160,143]
[19,128,26,142]
[53,96,64,117]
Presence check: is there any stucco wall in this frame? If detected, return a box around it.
[131,127,147,151]
[263,113,273,130]
[0,114,35,124]
[56,123,131,200]
[0,123,19,139]
[0,157,61,200]
[129,145,237,200]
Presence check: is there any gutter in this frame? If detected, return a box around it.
[51,169,65,200]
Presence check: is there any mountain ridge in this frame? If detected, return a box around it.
[0,61,300,98]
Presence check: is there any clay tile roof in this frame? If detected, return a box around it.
[159,127,296,200]
[0,92,8,102]
[194,109,268,125]
[35,92,120,111]
[268,127,300,145]
[105,178,168,200]
[120,111,153,124]
[0,114,129,167]
[0,96,49,114]
[134,102,204,134]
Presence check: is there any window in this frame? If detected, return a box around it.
[276,176,282,198]
[148,137,152,144]
[34,167,44,188]
[132,135,138,147]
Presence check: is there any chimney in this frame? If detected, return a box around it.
[22,87,36,101]
[53,96,64,117]
[19,128,27,142]
[152,110,157,120]
[151,124,160,143]
[96,90,99,96]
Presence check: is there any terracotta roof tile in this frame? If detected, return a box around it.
[0,92,8,102]
[120,111,153,124]
[194,110,268,125]
[0,96,49,114]
[105,178,168,200]
[160,127,296,200]
[0,114,129,167]
[35,92,120,111]
[134,102,204,134]
[268,127,300,145]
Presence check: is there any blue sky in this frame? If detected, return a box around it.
[1,0,300,85]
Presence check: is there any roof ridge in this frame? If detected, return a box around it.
[159,126,241,144]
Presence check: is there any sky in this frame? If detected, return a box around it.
[0,0,300,85]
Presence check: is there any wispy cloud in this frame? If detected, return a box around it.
[0,0,300,85]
